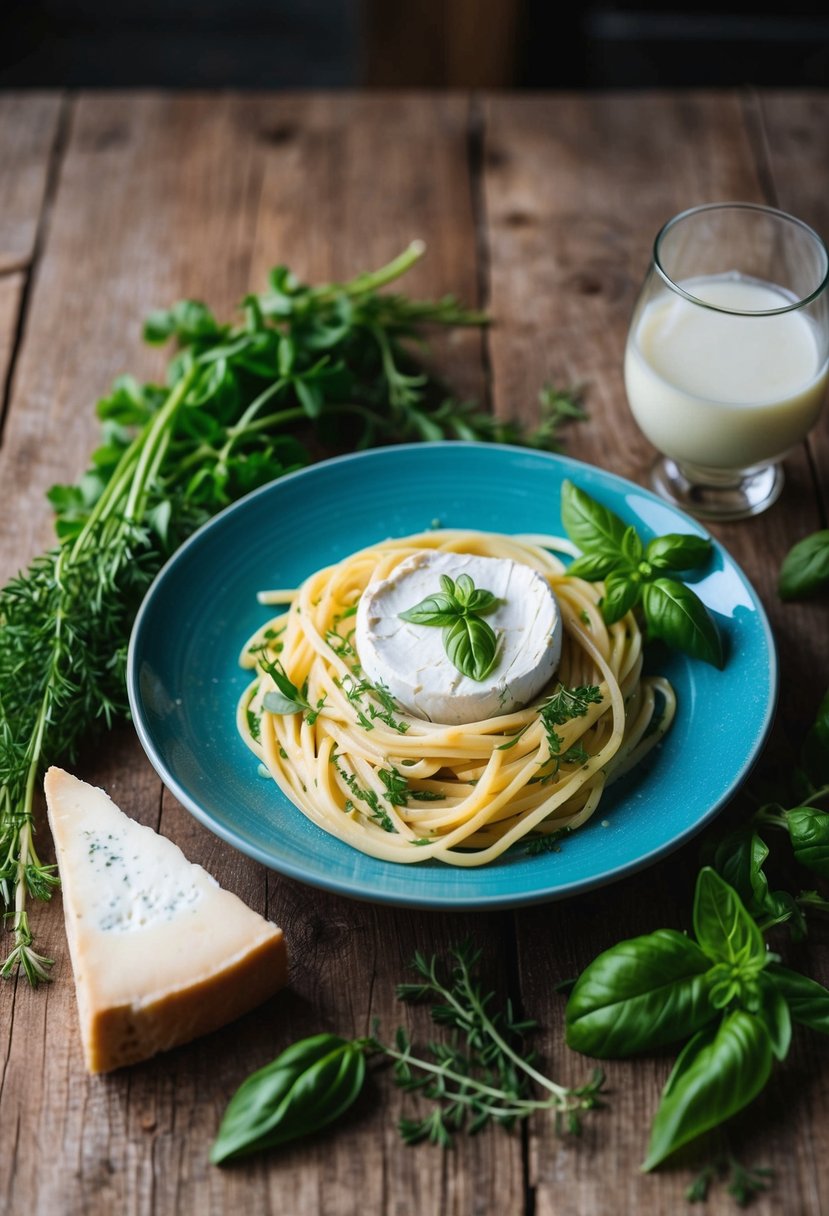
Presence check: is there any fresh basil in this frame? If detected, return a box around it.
[559,481,722,667]
[601,571,640,626]
[564,929,716,1057]
[778,529,829,600]
[398,592,460,626]
[642,1011,773,1171]
[713,830,773,919]
[785,806,829,878]
[211,1034,366,1164]
[693,867,765,969]
[399,573,499,682]
[767,964,829,1035]
[560,480,629,555]
[646,533,713,572]
[641,578,724,669]
[754,972,792,1061]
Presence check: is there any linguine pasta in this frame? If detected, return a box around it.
[237,530,675,866]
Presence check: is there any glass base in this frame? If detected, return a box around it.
[650,457,784,521]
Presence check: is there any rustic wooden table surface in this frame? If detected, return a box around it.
[1,90,827,1216]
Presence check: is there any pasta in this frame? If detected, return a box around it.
[237,530,675,866]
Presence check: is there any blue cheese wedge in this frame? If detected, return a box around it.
[44,768,287,1074]
[355,551,562,725]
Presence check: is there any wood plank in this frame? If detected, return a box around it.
[0,92,517,1216]
[0,93,63,275]
[483,91,829,1216]
[750,90,829,515]
[0,272,25,404]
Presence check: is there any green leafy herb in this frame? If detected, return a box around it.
[211,1034,367,1163]
[642,1011,772,1172]
[779,529,829,600]
[565,866,829,1175]
[560,480,723,668]
[400,573,500,681]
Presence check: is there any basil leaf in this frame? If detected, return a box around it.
[786,806,829,878]
[567,551,624,580]
[439,574,456,596]
[263,689,307,715]
[642,1011,773,1171]
[693,867,765,968]
[755,972,792,1060]
[642,578,724,668]
[560,480,628,556]
[621,525,643,564]
[802,687,829,787]
[778,529,829,600]
[565,929,716,1058]
[767,964,829,1035]
[601,571,641,626]
[454,572,474,604]
[444,616,498,682]
[399,593,461,626]
[646,534,713,573]
[464,588,499,615]
[211,1034,366,1164]
[713,830,772,919]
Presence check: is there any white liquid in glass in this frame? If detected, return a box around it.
[624,274,828,470]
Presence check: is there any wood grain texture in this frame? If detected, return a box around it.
[1,90,828,1216]
[483,92,829,1216]
[0,94,63,275]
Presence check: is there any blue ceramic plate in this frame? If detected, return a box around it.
[127,444,777,908]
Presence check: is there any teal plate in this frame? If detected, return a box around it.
[127,443,777,908]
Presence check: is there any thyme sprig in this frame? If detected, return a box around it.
[373,944,605,1144]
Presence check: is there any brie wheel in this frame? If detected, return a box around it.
[355,550,562,725]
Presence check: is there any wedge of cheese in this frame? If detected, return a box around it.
[45,767,288,1074]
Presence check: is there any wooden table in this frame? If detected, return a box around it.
[1,91,827,1216]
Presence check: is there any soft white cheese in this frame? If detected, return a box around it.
[355,550,562,725]
[45,768,288,1073]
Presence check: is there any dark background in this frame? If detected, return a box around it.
[2,0,828,88]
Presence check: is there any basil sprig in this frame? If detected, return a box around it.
[399,573,500,681]
[211,1034,367,1164]
[560,481,723,668]
[565,867,829,1171]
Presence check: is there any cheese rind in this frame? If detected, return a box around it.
[355,551,563,725]
[45,768,288,1073]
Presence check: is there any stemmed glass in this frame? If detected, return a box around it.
[624,203,829,520]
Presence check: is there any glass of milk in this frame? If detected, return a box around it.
[624,203,829,519]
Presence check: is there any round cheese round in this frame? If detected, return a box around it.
[355,550,563,726]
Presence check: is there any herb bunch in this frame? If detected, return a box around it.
[1,243,579,983]
[565,866,829,1169]
[561,481,723,667]
[564,688,829,1191]
[211,943,605,1164]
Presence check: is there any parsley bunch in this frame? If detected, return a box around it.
[0,243,579,983]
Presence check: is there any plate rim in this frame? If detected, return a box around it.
[127,442,779,908]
